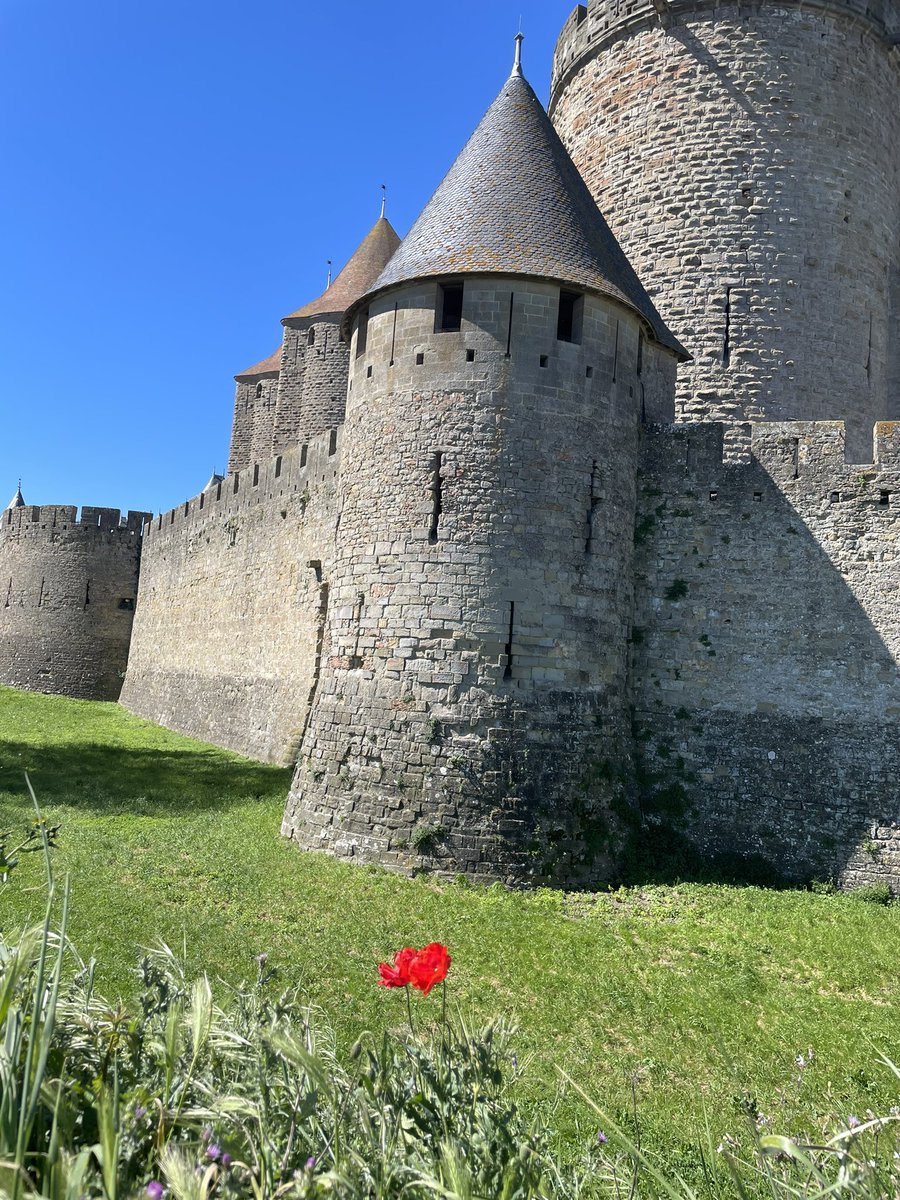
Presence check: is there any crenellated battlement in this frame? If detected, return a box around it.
[551,0,900,105]
[1,505,152,538]
[642,421,900,488]
[144,425,341,543]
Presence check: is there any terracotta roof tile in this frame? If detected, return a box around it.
[234,348,281,383]
[283,216,401,324]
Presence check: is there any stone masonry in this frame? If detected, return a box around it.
[7,12,900,893]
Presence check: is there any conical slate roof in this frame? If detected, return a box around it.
[6,482,25,510]
[355,61,685,357]
[234,347,281,383]
[282,216,401,324]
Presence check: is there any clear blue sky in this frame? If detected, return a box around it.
[0,0,574,515]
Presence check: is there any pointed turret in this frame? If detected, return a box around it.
[352,55,684,357]
[282,216,401,325]
[6,481,25,510]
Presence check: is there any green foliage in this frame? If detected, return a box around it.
[411,824,447,854]
[3,688,900,1193]
[664,579,689,602]
[851,881,893,906]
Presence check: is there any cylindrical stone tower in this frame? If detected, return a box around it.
[0,502,150,701]
[282,48,683,884]
[550,0,900,459]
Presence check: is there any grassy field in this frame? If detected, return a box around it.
[1,684,898,1183]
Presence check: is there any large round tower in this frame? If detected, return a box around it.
[551,0,900,458]
[282,43,683,884]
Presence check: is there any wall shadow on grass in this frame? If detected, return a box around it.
[0,739,292,816]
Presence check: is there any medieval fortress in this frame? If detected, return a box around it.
[3,0,900,889]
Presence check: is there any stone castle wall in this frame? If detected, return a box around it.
[0,505,150,700]
[632,419,900,888]
[120,430,340,764]
[283,277,678,883]
[550,0,900,458]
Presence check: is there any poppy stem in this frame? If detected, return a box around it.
[405,984,415,1034]
[441,979,447,1029]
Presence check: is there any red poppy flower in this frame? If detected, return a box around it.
[408,942,451,996]
[377,946,417,988]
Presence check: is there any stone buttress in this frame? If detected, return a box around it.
[281,47,683,883]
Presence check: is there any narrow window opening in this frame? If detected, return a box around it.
[328,429,338,456]
[585,461,601,553]
[366,365,373,378]
[637,331,645,377]
[429,452,443,544]
[506,292,515,357]
[215,481,222,501]
[233,473,240,494]
[389,302,398,365]
[308,559,323,584]
[308,327,316,346]
[556,289,583,343]
[184,501,190,515]
[356,309,369,358]
[503,602,515,682]
[256,383,263,398]
[709,490,718,502]
[465,348,475,363]
[723,286,732,367]
[84,580,90,607]
[586,365,594,378]
[612,320,620,382]
[349,592,365,669]
[791,437,800,479]
[118,597,135,611]
[5,578,11,608]
[540,354,549,368]
[830,491,840,504]
[866,312,873,383]
[415,352,425,365]
[38,577,45,607]
[252,464,260,486]
[199,492,205,509]
[169,510,175,523]
[753,491,762,502]
[300,444,308,467]
[274,455,283,478]
[880,490,890,506]
[436,282,464,333]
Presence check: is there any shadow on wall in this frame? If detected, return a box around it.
[631,428,900,892]
[0,739,292,817]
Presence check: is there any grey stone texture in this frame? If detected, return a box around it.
[550,0,900,459]
[282,278,677,883]
[0,505,150,700]
[632,419,900,888]
[120,431,340,765]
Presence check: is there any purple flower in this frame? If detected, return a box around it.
[848,1115,861,1129]
[146,1183,164,1200]
[207,1144,221,1161]
[221,1154,232,1168]
[134,1106,147,1120]
[306,1156,317,1171]
[596,1130,608,1146]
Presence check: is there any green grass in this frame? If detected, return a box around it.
[1,685,899,1184]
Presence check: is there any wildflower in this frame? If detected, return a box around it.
[377,947,417,988]
[146,1184,164,1200]
[848,1115,861,1129]
[409,943,452,996]
[306,1156,317,1171]
[207,1144,221,1160]
[596,1130,608,1146]
[221,1154,232,1168]
[134,1105,147,1120]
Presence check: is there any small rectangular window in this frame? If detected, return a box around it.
[557,289,583,343]
[356,309,369,358]
[274,455,283,478]
[436,283,464,333]
[880,490,890,506]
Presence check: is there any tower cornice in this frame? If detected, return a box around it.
[550,0,900,115]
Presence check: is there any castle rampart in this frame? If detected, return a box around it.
[631,418,900,888]
[120,429,341,764]
[550,0,900,458]
[0,505,150,700]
